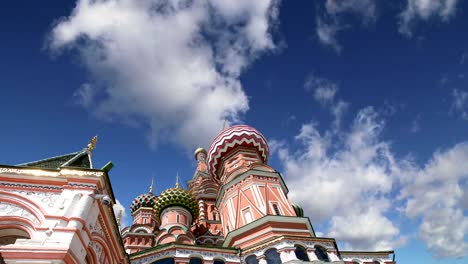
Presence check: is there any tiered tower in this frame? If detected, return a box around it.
[188,147,223,245]
[122,182,159,253]
[152,181,199,245]
[207,125,318,254]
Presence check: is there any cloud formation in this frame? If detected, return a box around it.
[399,0,459,36]
[113,199,128,228]
[315,0,460,50]
[275,86,468,256]
[315,0,376,52]
[49,0,279,149]
[305,74,348,128]
[399,143,468,257]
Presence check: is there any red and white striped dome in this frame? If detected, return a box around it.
[207,125,269,181]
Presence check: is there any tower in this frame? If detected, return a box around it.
[188,147,223,246]
[122,181,159,253]
[207,125,320,259]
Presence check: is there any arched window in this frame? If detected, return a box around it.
[373,261,381,264]
[245,255,259,264]
[0,228,30,246]
[189,257,203,264]
[294,245,309,261]
[265,248,281,264]
[152,258,175,264]
[314,246,329,262]
[213,259,224,264]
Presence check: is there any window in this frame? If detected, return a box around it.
[152,258,175,264]
[226,225,230,233]
[213,259,224,264]
[176,214,180,223]
[314,246,329,262]
[294,245,309,261]
[189,258,203,264]
[212,212,217,221]
[373,261,381,264]
[243,208,253,224]
[143,218,147,224]
[272,204,281,215]
[245,255,258,264]
[265,248,281,264]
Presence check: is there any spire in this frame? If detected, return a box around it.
[87,135,98,152]
[149,177,154,193]
[117,209,123,229]
[175,172,180,188]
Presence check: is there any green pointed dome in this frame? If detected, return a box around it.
[130,192,157,213]
[154,186,199,222]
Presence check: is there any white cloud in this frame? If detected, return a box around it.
[73,83,96,107]
[399,0,459,36]
[276,105,468,256]
[305,74,348,128]
[277,107,403,250]
[316,18,342,53]
[315,0,376,52]
[399,143,468,258]
[48,0,279,149]
[451,89,468,120]
[113,199,129,228]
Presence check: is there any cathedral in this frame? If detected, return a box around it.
[0,125,396,264]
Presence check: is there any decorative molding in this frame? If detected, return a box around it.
[0,166,104,178]
[5,190,60,209]
[0,202,40,224]
[0,182,62,191]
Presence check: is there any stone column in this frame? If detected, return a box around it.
[67,194,93,229]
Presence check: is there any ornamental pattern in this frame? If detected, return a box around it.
[153,187,199,221]
[0,202,40,224]
[207,125,269,180]
[5,190,60,210]
[130,192,158,213]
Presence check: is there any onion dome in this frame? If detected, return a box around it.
[130,192,157,213]
[153,186,199,222]
[207,125,269,180]
[194,147,207,161]
[292,203,304,217]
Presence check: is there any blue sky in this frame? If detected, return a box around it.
[1,0,467,262]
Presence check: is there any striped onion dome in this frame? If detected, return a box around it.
[153,186,199,222]
[207,125,269,181]
[130,192,157,213]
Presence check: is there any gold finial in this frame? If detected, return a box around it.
[117,209,123,227]
[87,135,98,151]
[175,172,180,188]
[149,177,154,193]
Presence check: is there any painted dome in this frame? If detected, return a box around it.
[207,125,269,180]
[153,186,199,222]
[130,192,157,213]
[194,147,207,160]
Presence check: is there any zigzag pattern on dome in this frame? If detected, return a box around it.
[207,125,269,180]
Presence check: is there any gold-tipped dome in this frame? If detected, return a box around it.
[194,147,207,160]
[153,185,199,222]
